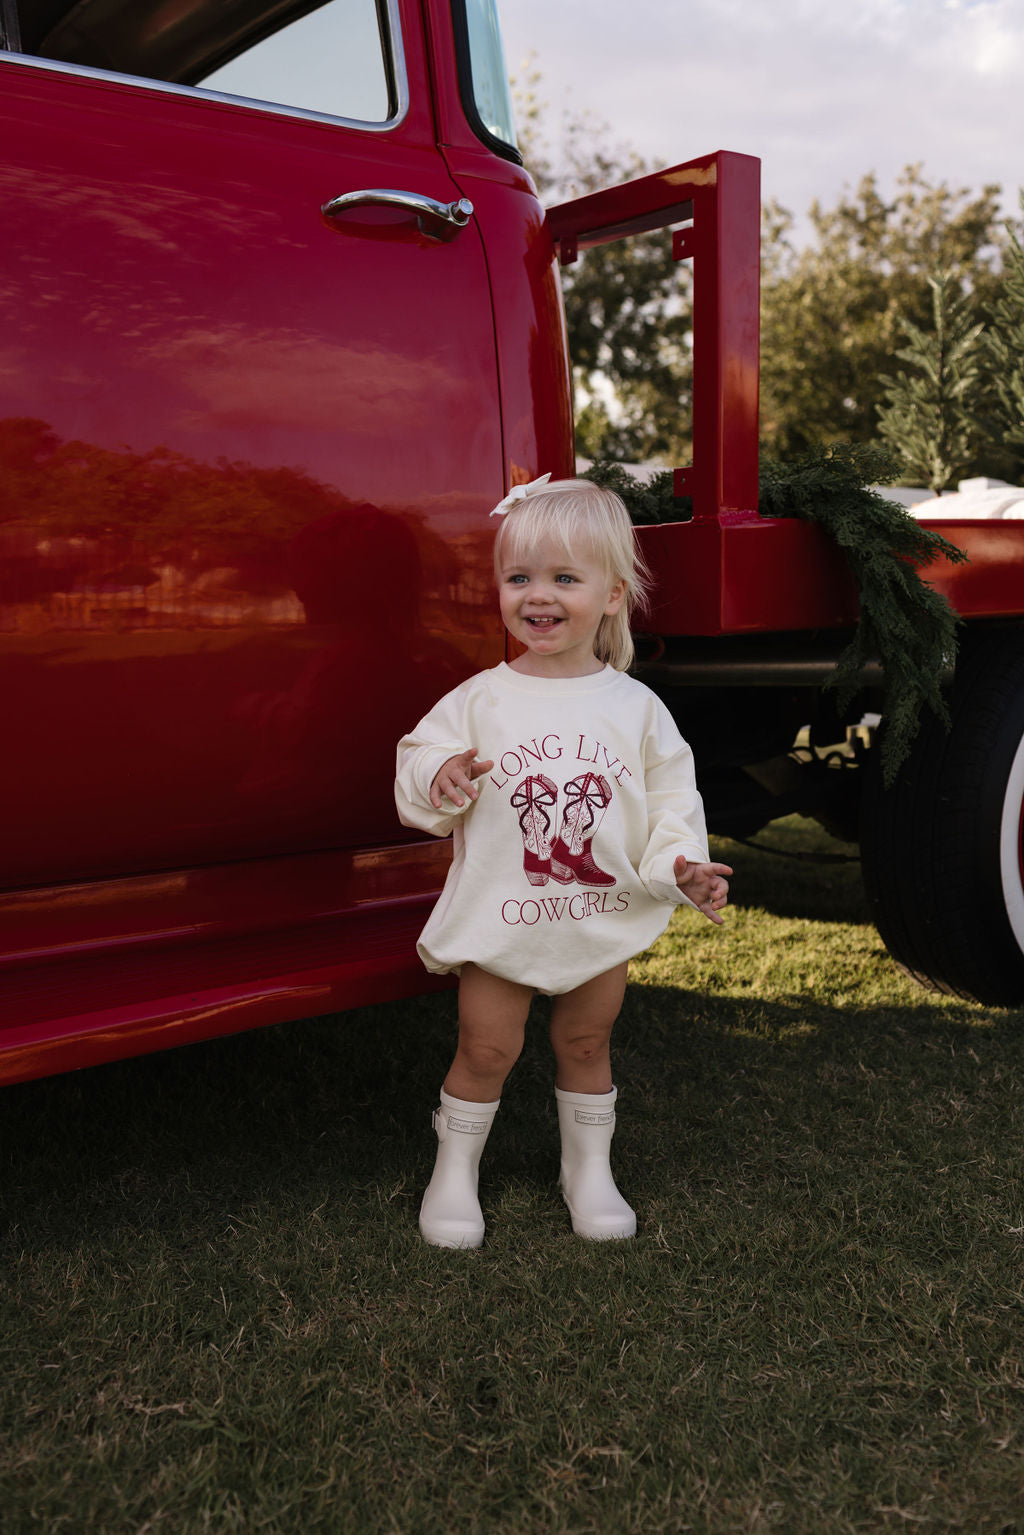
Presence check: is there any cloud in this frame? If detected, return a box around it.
[501,0,1024,227]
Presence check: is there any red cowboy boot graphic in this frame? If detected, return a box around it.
[550,772,615,887]
[510,774,559,885]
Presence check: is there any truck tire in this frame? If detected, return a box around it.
[860,628,1024,1006]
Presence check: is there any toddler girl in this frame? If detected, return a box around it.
[395,476,731,1247]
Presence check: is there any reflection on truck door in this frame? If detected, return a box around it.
[0,8,503,888]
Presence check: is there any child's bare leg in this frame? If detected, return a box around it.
[548,962,629,1094]
[444,962,533,1102]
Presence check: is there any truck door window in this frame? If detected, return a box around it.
[196,0,395,125]
[455,0,519,157]
[10,0,401,129]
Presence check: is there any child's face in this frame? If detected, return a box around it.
[497,534,626,676]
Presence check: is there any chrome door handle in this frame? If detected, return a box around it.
[321,189,474,240]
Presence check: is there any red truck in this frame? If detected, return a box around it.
[2,0,1023,1086]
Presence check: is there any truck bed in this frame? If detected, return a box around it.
[637,514,1024,636]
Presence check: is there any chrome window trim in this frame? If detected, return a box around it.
[0,0,408,134]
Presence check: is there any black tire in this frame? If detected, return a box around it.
[860,628,1024,1005]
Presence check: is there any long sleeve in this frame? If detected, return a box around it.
[635,708,710,907]
[394,684,475,837]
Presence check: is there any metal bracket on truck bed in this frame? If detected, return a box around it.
[547,150,761,530]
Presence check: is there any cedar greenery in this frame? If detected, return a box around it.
[584,444,967,782]
[758,444,966,782]
[578,457,686,526]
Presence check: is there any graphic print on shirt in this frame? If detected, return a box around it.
[511,773,558,886]
[512,772,614,888]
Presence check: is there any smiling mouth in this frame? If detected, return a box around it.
[525,616,563,631]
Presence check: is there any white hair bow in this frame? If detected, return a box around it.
[488,472,552,517]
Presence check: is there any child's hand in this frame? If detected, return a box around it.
[430,749,495,809]
[674,855,733,925]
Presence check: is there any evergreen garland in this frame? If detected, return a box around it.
[759,444,966,782]
[583,443,967,783]
[578,458,683,524]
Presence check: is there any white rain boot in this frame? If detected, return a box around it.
[419,1089,500,1249]
[555,1086,636,1240]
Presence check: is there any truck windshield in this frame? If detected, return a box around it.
[462,0,517,153]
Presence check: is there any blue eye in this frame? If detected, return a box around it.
[507,573,527,584]
[555,574,576,584]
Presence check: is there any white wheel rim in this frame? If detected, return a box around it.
[999,729,1024,954]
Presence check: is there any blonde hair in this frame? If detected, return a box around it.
[492,478,650,671]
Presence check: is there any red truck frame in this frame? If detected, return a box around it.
[2,0,1023,1086]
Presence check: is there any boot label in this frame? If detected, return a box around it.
[574,1109,615,1125]
[446,1115,489,1134]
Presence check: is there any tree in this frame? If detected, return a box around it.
[514,74,1015,477]
[985,191,1024,465]
[876,271,986,493]
[760,167,1006,468]
[513,65,693,463]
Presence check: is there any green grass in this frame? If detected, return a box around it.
[3,818,1024,1533]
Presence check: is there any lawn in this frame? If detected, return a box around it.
[3,819,1024,1533]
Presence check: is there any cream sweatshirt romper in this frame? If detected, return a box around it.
[395,662,710,994]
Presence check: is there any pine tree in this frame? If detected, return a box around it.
[760,168,1004,464]
[876,270,986,493]
[985,192,1024,461]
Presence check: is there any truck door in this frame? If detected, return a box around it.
[0,0,503,889]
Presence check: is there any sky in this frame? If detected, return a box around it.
[497,0,1024,234]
